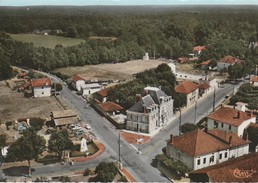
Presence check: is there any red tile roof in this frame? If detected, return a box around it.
[207,130,250,147]
[199,82,210,90]
[175,81,199,94]
[72,75,84,81]
[193,46,206,51]
[189,152,258,182]
[201,60,211,65]
[208,106,254,127]
[168,129,249,157]
[219,56,241,64]
[98,88,110,97]
[251,76,258,82]
[31,78,52,87]
[98,101,124,112]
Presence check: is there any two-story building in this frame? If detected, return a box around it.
[71,75,85,91]
[30,78,52,98]
[207,104,256,137]
[126,87,174,133]
[166,129,250,171]
[175,81,199,107]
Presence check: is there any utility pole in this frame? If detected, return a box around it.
[213,87,216,112]
[179,109,182,135]
[194,101,197,124]
[118,132,121,167]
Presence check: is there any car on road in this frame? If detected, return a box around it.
[85,124,91,130]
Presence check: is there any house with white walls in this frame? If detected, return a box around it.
[175,81,199,107]
[166,129,250,171]
[71,75,85,91]
[207,103,256,137]
[31,78,52,98]
[81,83,103,95]
[126,86,174,133]
[217,56,243,71]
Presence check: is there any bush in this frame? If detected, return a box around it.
[29,118,45,131]
[83,168,95,176]
[5,121,13,130]
[118,175,128,182]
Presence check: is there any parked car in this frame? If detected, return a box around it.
[69,124,82,131]
[76,130,85,136]
[85,124,91,130]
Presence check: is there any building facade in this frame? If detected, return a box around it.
[166,129,249,171]
[31,78,52,98]
[126,87,174,133]
[71,75,85,91]
[207,104,256,137]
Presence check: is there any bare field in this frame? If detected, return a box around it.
[55,60,167,80]
[0,81,65,122]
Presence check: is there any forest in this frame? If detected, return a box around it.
[1,5,258,79]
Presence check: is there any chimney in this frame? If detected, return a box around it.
[170,134,174,144]
[246,132,249,142]
[250,110,253,118]
[135,94,141,103]
[229,136,232,146]
[237,111,240,118]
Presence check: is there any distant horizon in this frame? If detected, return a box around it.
[1,0,258,6]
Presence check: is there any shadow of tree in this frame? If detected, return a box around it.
[3,166,35,176]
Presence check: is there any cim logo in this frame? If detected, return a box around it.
[230,168,256,178]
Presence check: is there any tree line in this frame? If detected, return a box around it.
[1,6,258,79]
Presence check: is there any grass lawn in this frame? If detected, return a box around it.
[10,34,85,49]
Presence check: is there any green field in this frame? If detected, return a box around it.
[10,34,85,49]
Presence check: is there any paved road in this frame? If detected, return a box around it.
[14,71,239,182]
[48,74,169,182]
[140,83,238,163]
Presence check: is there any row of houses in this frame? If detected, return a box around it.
[165,102,256,173]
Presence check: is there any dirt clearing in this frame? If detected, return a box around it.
[54,60,167,81]
[0,81,65,123]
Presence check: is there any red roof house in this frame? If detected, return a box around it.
[166,129,249,171]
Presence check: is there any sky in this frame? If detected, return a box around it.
[0,0,258,6]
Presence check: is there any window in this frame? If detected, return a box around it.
[197,159,200,165]
[209,156,214,163]
[203,158,206,164]
[229,125,232,130]
[214,121,218,128]
[219,154,222,159]
[221,123,224,128]
[225,152,228,158]
[42,92,44,94]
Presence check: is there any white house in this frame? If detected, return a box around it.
[207,104,256,137]
[175,81,199,107]
[126,86,174,133]
[81,83,103,95]
[251,76,258,87]
[166,129,249,171]
[217,56,243,71]
[31,78,52,98]
[71,75,85,91]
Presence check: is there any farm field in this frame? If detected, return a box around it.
[10,34,85,49]
[0,80,65,122]
[54,60,167,81]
